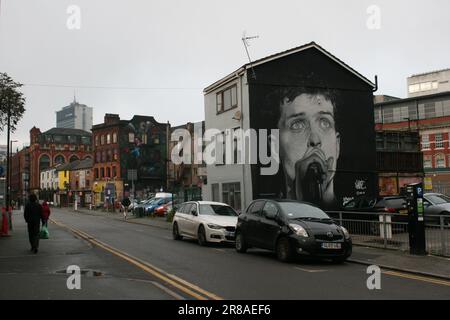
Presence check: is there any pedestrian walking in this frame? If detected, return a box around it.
[41,200,51,227]
[121,197,131,220]
[24,194,43,254]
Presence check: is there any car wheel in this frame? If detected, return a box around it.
[172,222,182,240]
[440,212,450,226]
[276,237,294,262]
[235,232,247,253]
[197,225,208,246]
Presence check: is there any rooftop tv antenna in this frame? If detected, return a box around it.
[242,31,259,80]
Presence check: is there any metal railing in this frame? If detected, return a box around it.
[326,211,450,257]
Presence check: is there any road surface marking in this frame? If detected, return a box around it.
[295,267,327,273]
[51,218,223,300]
[124,278,185,300]
[382,270,450,287]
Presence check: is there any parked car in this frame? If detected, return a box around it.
[339,196,409,234]
[154,201,173,217]
[143,197,172,215]
[423,193,450,225]
[172,201,239,246]
[235,199,352,263]
[133,198,156,216]
[342,196,408,215]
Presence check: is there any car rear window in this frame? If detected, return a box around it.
[380,198,406,208]
[199,204,237,216]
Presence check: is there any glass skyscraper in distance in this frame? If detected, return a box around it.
[56,98,93,132]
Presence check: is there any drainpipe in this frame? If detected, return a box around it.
[239,71,246,212]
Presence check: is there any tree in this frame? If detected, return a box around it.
[0,72,26,133]
[1,72,26,209]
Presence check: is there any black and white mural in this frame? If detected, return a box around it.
[249,46,378,210]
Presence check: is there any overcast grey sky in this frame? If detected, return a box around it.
[1,0,449,148]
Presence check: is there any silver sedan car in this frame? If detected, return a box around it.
[423,193,450,225]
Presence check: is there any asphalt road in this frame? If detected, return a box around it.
[40,208,450,300]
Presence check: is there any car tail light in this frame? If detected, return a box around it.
[384,207,396,213]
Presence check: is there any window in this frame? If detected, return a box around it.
[435,134,444,149]
[216,93,222,113]
[222,182,241,211]
[112,166,117,177]
[216,85,238,113]
[382,107,393,123]
[100,168,105,178]
[129,132,135,143]
[107,134,111,144]
[436,154,445,168]
[113,133,117,144]
[81,136,91,145]
[421,135,430,150]
[262,201,278,217]
[409,84,420,93]
[409,81,438,94]
[68,136,77,144]
[94,168,99,179]
[250,201,264,216]
[424,102,436,118]
[101,135,105,145]
[211,184,219,202]
[182,203,193,214]
[96,152,101,163]
[95,135,99,147]
[106,167,111,177]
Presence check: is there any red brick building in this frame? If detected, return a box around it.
[374,91,450,194]
[28,127,93,194]
[92,114,169,205]
[10,147,30,207]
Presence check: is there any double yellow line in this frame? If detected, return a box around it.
[51,219,223,300]
[383,270,450,287]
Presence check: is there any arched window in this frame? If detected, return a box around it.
[70,155,79,163]
[54,155,65,165]
[39,155,51,172]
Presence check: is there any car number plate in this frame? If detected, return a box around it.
[322,243,341,249]
[227,232,235,237]
[399,209,408,215]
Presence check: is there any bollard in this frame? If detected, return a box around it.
[1,208,10,237]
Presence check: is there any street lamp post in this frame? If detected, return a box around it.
[7,140,17,230]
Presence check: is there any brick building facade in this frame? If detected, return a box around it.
[92,114,169,205]
[374,91,450,194]
[28,127,93,194]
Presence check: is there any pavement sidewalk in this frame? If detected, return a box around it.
[0,210,178,299]
[67,206,450,281]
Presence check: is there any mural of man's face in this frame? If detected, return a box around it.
[278,93,340,205]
